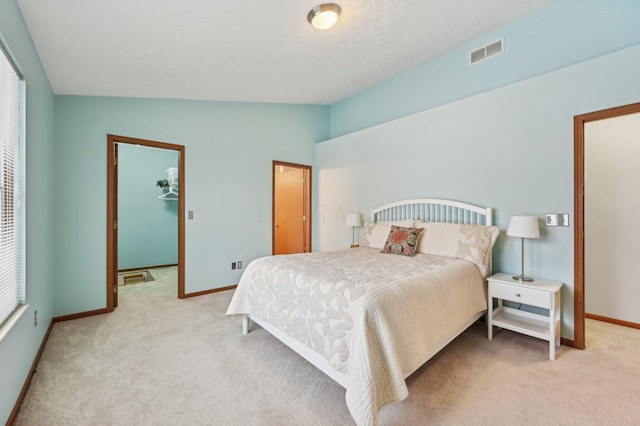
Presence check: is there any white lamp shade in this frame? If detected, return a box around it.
[345,213,362,227]
[506,215,540,239]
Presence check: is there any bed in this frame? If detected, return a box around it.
[226,199,499,426]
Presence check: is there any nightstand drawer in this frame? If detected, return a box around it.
[489,282,550,308]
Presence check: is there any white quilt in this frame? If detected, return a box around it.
[226,248,487,426]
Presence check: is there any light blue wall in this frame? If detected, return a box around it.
[3,0,640,421]
[53,96,328,316]
[317,43,640,341]
[0,0,55,423]
[330,0,640,137]
[320,0,640,342]
[117,144,179,270]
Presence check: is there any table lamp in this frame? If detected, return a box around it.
[507,215,540,282]
[345,213,362,248]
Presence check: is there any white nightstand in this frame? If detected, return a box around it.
[487,272,562,360]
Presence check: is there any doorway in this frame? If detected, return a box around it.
[573,101,640,349]
[107,134,185,311]
[272,161,311,255]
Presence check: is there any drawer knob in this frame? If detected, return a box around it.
[516,293,521,297]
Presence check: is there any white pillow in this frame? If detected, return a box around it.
[415,222,500,277]
[360,220,418,249]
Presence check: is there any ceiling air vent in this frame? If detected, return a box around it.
[469,39,504,65]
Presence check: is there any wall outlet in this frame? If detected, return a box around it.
[237,261,243,269]
[34,310,38,327]
[231,262,236,270]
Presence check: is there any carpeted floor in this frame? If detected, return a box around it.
[13,267,640,425]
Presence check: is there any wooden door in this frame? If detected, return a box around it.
[273,161,311,255]
[112,143,119,308]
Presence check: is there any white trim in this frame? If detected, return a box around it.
[0,43,27,326]
[0,304,29,344]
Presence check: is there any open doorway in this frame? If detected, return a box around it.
[107,135,185,311]
[272,161,311,255]
[573,101,640,349]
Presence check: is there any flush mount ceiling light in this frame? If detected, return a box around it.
[307,3,341,30]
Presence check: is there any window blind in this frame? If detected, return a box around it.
[0,43,25,329]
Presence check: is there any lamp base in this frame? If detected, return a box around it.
[513,275,534,282]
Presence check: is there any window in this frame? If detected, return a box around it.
[0,41,26,334]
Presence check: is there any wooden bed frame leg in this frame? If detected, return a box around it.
[242,315,250,335]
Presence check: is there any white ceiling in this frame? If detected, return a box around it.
[16,0,560,105]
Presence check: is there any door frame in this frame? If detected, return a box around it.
[272,161,312,255]
[573,101,640,349]
[107,134,186,312]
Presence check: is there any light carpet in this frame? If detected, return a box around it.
[13,267,640,425]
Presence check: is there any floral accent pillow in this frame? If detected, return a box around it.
[381,225,424,257]
[360,220,417,249]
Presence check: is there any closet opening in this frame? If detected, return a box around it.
[106,135,185,311]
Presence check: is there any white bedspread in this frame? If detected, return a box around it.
[226,247,487,426]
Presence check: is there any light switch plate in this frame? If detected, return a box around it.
[546,213,569,227]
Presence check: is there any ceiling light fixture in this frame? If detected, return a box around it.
[307,3,341,30]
